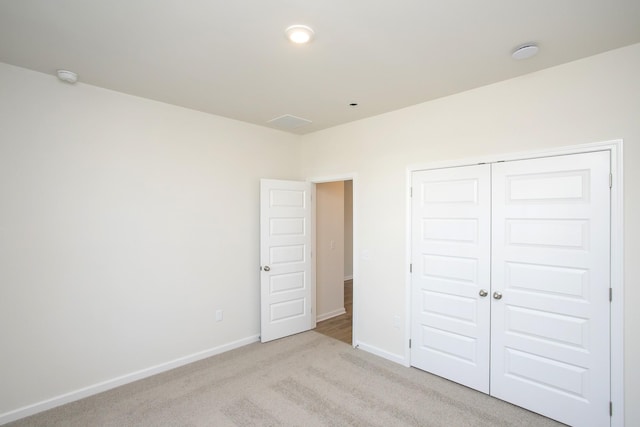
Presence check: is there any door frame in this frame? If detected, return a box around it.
[405,139,624,426]
[309,173,358,347]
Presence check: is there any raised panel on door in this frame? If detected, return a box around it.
[410,164,491,393]
[260,179,313,343]
[490,151,610,427]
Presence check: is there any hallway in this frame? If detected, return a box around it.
[314,280,352,344]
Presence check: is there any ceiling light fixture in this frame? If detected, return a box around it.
[285,25,314,44]
[57,69,78,83]
[511,44,539,60]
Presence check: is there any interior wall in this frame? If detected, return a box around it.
[315,181,345,320]
[2,42,639,426]
[299,43,640,426]
[0,62,301,418]
[344,180,353,280]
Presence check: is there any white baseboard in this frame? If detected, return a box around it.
[344,275,353,281]
[355,341,406,366]
[0,335,260,425]
[316,308,346,322]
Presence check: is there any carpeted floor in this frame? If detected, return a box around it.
[9,331,564,426]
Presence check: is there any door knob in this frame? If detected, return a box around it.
[263,265,271,272]
[493,291,502,300]
[479,289,488,297]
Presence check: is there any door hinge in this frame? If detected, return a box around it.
[409,263,412,273]
[610,401,613,417]
[609,288,613,302]
[609,173,613,189]
[409,339,412,348]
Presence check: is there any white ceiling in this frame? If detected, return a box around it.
[1,1,640,134]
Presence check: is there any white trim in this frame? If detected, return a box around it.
[406,139,624,427]
[309,173,357,184]
[308,173,358,348]
[316,308,347,322]
[355,341,406,365]
[609,142,624,427]
[0,335,260,425]
[404,168,413,367]
[406,139,622,172]
[351,177,358,349]
[310,182,317,329]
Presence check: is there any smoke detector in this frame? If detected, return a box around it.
[511,44,539,60]
[57,69,78,83]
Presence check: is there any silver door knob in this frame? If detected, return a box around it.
[263,265,270,272]
[479,289,488,297]
[493,291,502,300]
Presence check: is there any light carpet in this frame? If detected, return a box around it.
[9,331,564,426]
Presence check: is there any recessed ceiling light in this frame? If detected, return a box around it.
[285,25,314,44]
[511,44,539,60]
[57,69,78,83]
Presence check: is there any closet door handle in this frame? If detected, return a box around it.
[493,291,503,300]
[263,265,271,272]
[479,289,488,297]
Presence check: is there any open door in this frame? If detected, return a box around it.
[260,179,314,343]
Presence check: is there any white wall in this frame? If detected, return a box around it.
[315,181,345,320]
[299,43,640,426]
[0,63,301,419]
[344,180,353,279]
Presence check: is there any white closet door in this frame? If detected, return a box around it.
[411,164,491,393]
[490,151,611,427]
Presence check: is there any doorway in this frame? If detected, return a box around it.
[314,179,354,345]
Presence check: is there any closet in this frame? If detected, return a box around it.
[410,151,611,427]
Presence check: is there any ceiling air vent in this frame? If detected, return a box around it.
[267,114,312,130]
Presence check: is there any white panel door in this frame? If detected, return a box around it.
[491,151,611,427]
[411,164,491,393]
[260,179,313,343]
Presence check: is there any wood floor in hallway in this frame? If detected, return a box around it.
[314,280,352,345]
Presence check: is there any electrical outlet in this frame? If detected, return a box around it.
[216,309,223,322]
